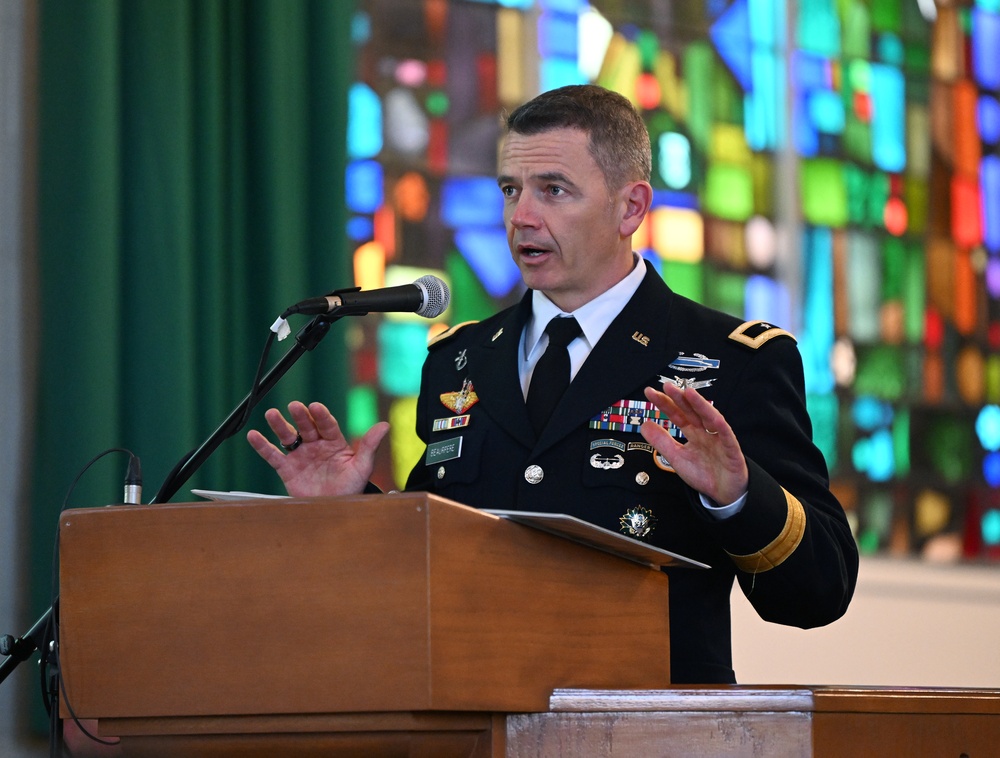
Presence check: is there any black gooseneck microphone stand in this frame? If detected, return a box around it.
[0,311,341,691]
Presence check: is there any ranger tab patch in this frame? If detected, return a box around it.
[728,319,796,349]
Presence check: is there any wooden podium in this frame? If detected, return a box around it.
[58,493,673,755]
[59,493,1000,757]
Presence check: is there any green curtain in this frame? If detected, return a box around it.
[30,0,355,662]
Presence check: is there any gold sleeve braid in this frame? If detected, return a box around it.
[726,489,807,573]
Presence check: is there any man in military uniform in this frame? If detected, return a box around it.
[248,84,858,684]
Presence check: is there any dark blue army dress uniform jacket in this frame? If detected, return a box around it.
[404,266,859,684]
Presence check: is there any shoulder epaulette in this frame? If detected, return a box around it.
[427,321,478,348]
[728,319,796,349]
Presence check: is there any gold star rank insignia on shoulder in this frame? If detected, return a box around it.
[620,505,657,539]
[440,378,479,414]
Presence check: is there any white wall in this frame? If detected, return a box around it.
[732,555,1000,687]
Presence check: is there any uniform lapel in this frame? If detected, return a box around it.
[465,294,536,448]
[534,269,676,453]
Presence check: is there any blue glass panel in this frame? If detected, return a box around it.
[710,0,753,90]
[870,64,906,172]
[651,189,700,209]
[854,395,894,431]
[983,155,1000,253]
[538,12,578,58]
[467,0,535,7]
[453,227,524,297]
[745,274,791,326]
[440,176,504,228]
[800,226,835,393]
[346,216,374,242]
[972,9,1000,91]
[876,32,904,65]
[348,83,383,160]
[986,453,1000,487]
[345,160,383,214]
[808,88,846,134]
[746,49,784,150]
[980,95,1000,144]
[797,0,841,57]
[351,10,371,45]
[378,322,430,397]
[853,429,895,481]
[540,56,586,92]
[794,92,820,156]
[540,0,586,14]
[658,132,692,189]
[793,50,831,90]
[977,405,1000,451]
[983,508,1000,544]
[749,0,784,48]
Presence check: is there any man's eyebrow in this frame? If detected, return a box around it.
[496,171,578,188]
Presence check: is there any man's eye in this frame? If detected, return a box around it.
[548,185,565,196]
[501,186,516,197]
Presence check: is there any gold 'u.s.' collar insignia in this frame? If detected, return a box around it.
[728,319,796,349]
[632,331,650,347]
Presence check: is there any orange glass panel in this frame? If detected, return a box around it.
[956,344,985,405]
[374,205,396,260]
[953,80,981,179]
[954,248,978,335]
[394,172,430,222]
[923,351,945,403]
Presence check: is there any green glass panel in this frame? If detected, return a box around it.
[751,154,774,216]
[882,236,906,299]
[847,232,882,342]
[801,159,848,226]
[704,269,746,317]
[346,384,380,439]
[858,489,894,553]
[845,165,871,225]
[987,355,1000,404]
[425,90,449,116]
[902,242,925,343]
[870,0,902,33]
[842,0,872,59]
[705,163,755,220]
[712,64,744,123]
[924,416,974,484]
[684,42,714,153]
[854,345,906,399]
[661,260,703,302]
[906,176,928,234]
[892,408,910,476]
[842,115,872,163]
[444,250,498,326]
[637,29,659,70]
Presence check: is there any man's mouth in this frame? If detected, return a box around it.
[519,245,550,258]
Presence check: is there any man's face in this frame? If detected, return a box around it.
[497,127,638,313]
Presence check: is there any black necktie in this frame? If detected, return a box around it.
[526,316,582,435]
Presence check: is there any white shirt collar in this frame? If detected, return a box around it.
[524,255,648,361]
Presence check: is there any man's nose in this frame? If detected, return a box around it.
[509,194,540,228]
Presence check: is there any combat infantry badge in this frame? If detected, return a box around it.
[620,505,657,539]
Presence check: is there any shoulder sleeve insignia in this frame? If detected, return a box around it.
[427,321,478,348]
[728,319,796,349]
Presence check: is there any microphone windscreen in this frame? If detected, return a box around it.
[415,275,450,318]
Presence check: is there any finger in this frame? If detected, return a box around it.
[640,419,681,456]
[247,429,286,468]
[285,401,322,442]
[264,407,302,448]
[356,421,390,458]
[306,402,346,441]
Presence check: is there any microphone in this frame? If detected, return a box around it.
[284,275,450,319]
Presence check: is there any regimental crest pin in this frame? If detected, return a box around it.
[619,505,657,539]
[440,378,479,414]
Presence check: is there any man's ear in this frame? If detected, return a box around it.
[619,181,653,237]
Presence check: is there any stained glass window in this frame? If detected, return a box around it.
[346,0,1000,563]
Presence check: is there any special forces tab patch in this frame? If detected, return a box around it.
[728,319,796,349]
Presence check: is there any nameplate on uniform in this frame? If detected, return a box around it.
[426,436,463,465]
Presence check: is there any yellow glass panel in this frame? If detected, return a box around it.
[389,397,422,489]
[651,207,704,263]
[354,241,386,290]
[710,123,752,165]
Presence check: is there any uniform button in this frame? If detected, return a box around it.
[524,465,544,484]
[636,471,650,485]
[437,466,446,479]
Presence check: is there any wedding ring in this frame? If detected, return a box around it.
[281,433,303,452]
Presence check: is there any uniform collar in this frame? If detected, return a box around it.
[524,255,648,362]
